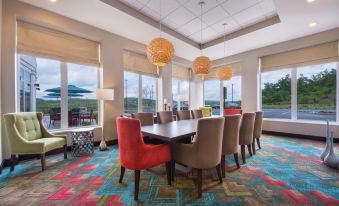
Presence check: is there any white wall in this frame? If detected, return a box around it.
[0,0,3,164]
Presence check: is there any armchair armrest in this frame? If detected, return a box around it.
[40,123,67,139]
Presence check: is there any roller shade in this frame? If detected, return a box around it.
[17,21,100,66]
[205,62,242,80]
[261,41,339,72]
[172,63,191,80]
[123,50,157,76]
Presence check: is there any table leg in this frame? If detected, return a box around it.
[170,142,175,182]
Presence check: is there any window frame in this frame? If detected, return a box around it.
[172,78,190,112]
[123,70,158,114]
[260,62,339,123]
[16,55,101,130]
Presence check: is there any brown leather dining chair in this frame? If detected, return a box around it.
[221,115,241,177]
[173,117,225,198]
[157,111,174,124]
[176,110,191,120]
[239,112,256,164]
[191,109,203,119]
[252,111,263,154]
[132,112,154,126]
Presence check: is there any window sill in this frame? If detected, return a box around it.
[49,125,102,134]
[263,118,339,126]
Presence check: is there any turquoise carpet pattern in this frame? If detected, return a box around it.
[0,135,338,205]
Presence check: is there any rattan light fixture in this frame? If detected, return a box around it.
[217,23,232,81]
[193,1,212,80]
[146,0,174,69]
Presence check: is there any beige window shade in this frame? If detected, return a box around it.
[205,62,242,80]
[261,41,339,72]
[172,63,191,80]
[17,21,100,67]
[123,50,157,76]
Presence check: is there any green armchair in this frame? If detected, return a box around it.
[3,112,67,171]
[199,106,213,117]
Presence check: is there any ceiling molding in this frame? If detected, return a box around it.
[201,15,281,49]
[100,0,200,49]
[101,0,280,50]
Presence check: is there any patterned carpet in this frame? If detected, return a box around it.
[0,135,338,206]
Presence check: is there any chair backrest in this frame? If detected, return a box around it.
[222,115,241,155]
[194,117,225,169]
[157,111,174,124]
[199,107,212,117]
[132,112,154,126]
[191,109,203,119]
[3,112,43,141]
[253,111,263,139]
[239,113,256,145]
[176,110,191,120]
[116,117,145,169]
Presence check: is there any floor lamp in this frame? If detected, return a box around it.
[96,88,114,151]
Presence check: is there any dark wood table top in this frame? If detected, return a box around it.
[141,119,198,142]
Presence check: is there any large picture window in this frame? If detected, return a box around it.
[261,69,291,119]
[172,79,189,114]
[204,80,220,115]
[223,76,242,108]
[124,71,158,114]
[261,62,338,122]
[18,55,99,130]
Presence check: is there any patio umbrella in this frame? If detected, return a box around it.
[44,93,84,98]
[45,85,93,94]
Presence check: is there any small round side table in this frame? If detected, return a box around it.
[71,128,94,157]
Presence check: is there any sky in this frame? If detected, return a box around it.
[204,76,242,102]
[34,57,98,100]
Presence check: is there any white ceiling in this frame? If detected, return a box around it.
[18,0,339,62]
[118,0,277,43]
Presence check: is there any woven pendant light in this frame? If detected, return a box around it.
[193,1,212,80]
[146,0,174,69]
[217,23,232,81]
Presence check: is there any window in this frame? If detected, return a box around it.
[124,71,158,114]
[124,71,139,114]
[18,55,99,129]
[68,63,99,127]
[223,76,242,108]
[204,80,220,115]
[297,63,336,121]
[172,79,189,114]
[261,69,291,119]
[142,75,157,113]
[261,62,338,122]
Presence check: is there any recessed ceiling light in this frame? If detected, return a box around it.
[307,0,315,2]
[309,22,318,27]
[50,0,57,2]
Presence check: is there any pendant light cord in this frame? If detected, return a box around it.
[159,0,162,37]
[223,24,226,64]
[200,1,203,55]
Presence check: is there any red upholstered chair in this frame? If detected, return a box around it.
[116,117,171,201]
[224,108,243,115]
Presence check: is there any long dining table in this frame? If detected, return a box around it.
[141,119,200,183]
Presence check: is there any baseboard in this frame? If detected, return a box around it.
[0,139,118,170]
[263,130,339,143]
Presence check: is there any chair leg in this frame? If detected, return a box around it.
[221,155,226,178]
[197,169,203,198]
[134,170,140,201]
[171,160,175,181]
[165,161,171,185]
[119,166,125,183]
[234,153,240,169]
[216,164,222,183]
[247,144,252,156]
[241,145,246,164]
[252,140,256,155]
[256,138,261,149]
[10,155,16,172]
[63,145,68,159]
[41,153,46,171]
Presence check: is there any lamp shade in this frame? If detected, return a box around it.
[147,37,174,68]
[216,67,233,81]
[96,88,114,100]
[192,56,212,78]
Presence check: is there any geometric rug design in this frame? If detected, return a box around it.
[0,135,338,205]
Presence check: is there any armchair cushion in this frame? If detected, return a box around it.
[32,137,66,153]
[14,113,42,141]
